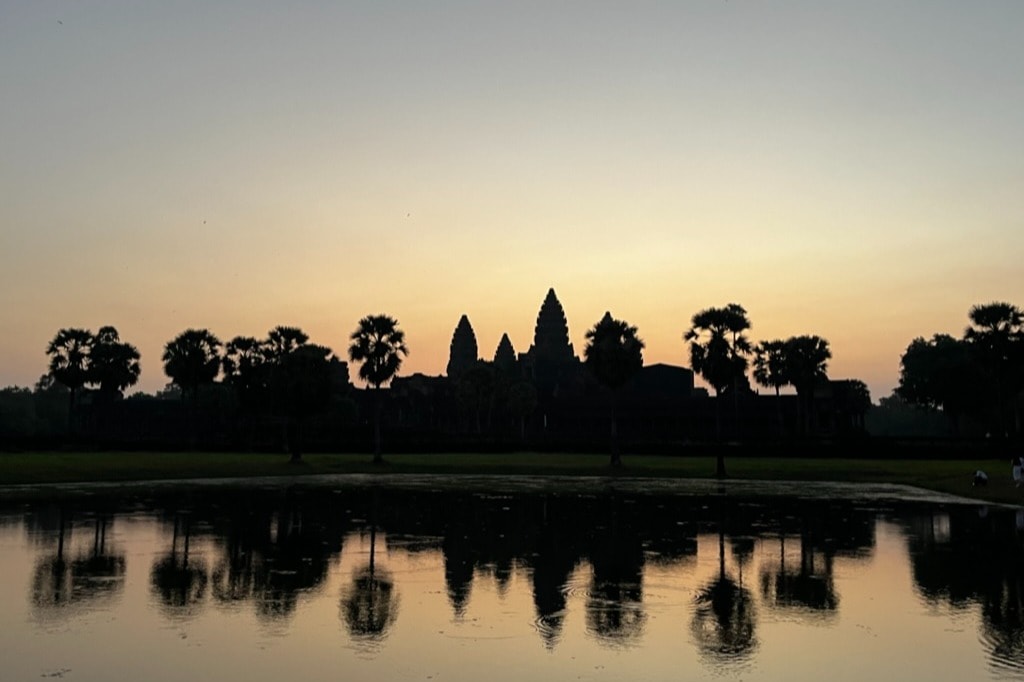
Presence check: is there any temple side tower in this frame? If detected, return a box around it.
[493,333,517,376]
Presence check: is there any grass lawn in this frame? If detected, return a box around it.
[1,451,1020,506]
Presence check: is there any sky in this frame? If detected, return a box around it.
[2,1,1022,401]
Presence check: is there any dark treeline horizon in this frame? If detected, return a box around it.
[2,293,1022,455]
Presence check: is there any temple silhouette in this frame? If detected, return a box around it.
[383,288,866,451]
[7,288,872,452]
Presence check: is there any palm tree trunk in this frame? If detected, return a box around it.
[288,418,303,464]
[609,392,621,468]
[373,387,383,464]
[714,391,726,478]
[66,387,76,436]
[775,387,783,438]
[732,377,741,440]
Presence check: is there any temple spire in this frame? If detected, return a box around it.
[493,333,517,375]
[446,314,478,380]
[532,288,574,363]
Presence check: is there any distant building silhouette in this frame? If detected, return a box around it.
[446,315,479,380]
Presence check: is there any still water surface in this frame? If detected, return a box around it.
[2,478,1023,681]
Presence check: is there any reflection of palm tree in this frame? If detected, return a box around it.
[981,570,1024,670]
[692,529,757,662]
[31,512,126,616]
[585,507,646,646]
[31,507,72,611]
[211,536,256,605]
[150,515,208,617]
[529,524,577,648]
[759,535,838,615]
[254,508,331,621]
[342,525,398,643]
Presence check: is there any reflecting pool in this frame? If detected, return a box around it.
[2,477,1023,681]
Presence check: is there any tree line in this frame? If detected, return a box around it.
[896,302,1024,439]
[8,299,1017,462]
[42,316,407,462]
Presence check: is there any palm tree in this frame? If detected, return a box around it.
[964,302,1024,437]
[270,343,335,463]
[46,328,95,434]
[223,336,269,406]
[264,326,309,360]
[753,339,790,437]
[348,315,408,463]
[584,312,644,467]
[684,304,752,475]
[897,334,977,434]
[89,326,141,400]
[162,329,222,447]
[784,335,831,436]
[162,329,222,400]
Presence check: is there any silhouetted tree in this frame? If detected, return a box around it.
[964,302,1024,437]
[897,334,978,434]
[265,325,309,360]
[840,379,872,432]
[162,329,222,400]
[684,304,752,474]
[348,315,408,463]
[753,339,789,437]
[223,335,269,417]
[269,343,335,463]
[584,312,644,467]
[46,327,94,433]
[89,326,141,401]
[784,335,831,436]
[162,329,221,447]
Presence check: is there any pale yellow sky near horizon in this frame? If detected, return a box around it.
[2,1,1022,401]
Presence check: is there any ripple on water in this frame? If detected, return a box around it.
[531,611,567,647]
[979,627,1024,680]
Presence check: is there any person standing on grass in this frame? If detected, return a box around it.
[1013,455,1023,488]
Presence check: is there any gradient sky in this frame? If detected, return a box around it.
[2,1,1022,400]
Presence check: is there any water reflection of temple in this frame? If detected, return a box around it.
[12,487,1024,670]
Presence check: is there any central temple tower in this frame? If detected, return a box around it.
[521,288,578,393]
